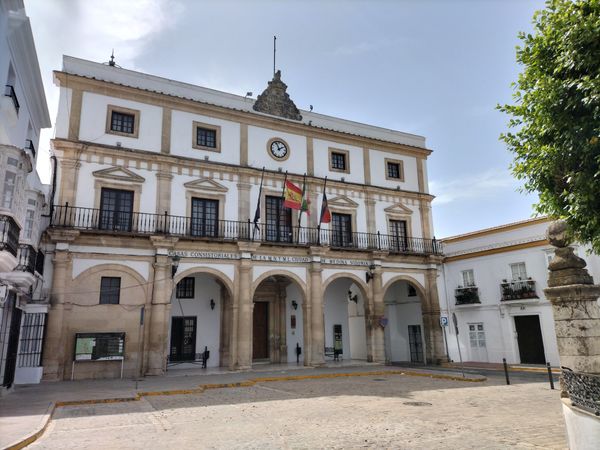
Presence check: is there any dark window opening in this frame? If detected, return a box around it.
[110,111,135,134]
[331,152,346,171]
[196,127,217,148]
[99,188,134,232]
[265,196,292,242]
[387,162,401,179]
[99,277,121,304]
[390,219,408,251]
[190,198,218,237]
[331,213,352,247]
[176,277,195,299]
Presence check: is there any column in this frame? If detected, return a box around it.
[58,158,81,207]
[155,169,173,216]
[422,267,446,364]
[365,198,376,235]
[368,261,386,363]
[237,178,252,222]
[236,260,253,369]
[146,254,173,375]
[309,249,325,365]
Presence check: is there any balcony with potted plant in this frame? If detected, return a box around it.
[500,278,538,301]
[455,284,481,305]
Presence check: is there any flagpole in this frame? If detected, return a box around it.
[279,171,288,241]
[317,176,328,245]
[296,173,307,243]
[252,167,265,241]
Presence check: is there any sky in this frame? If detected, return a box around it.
[24,0,547,238]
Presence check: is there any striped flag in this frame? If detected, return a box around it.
[283,180,303,210]
[320,191,331,224]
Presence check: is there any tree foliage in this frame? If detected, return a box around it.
[499,0,600,252]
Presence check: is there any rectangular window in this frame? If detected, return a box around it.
[510,262,527,281]
[265,196,292,242]
[330,152,347,171]
[385,158,405,181]
[176,277,195,299]
[99,277,121,304]
[331,213,353,247]
[24,209,35,239]
[110,111,135,134]
[387,162,400,179]
[461,269,475,287]
[196,127,217,148]
[2,171,16,209]
[99,188,134,232]
[190,198,219,237]
[469,323,486,349]
[390,219,408,250]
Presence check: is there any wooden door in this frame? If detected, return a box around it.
[169,317,197,362]
[253,302,269,360]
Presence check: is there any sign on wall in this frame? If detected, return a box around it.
[74,332,125,361]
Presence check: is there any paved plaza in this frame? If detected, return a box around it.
[14,368,566,449]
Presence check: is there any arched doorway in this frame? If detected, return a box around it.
[383,279,426,364]
[169,271,233,369]
[323,277,368,361]
[252,274,306,365]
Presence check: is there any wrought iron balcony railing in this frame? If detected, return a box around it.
[16,244,36,274]
[0,215,21,257]
[50,204,443,256]
[5,85,19,113]
[25,139,36,158]
[500,279,538,301]
[455,286,480,305]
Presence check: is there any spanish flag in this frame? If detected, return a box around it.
[283,180,303,210]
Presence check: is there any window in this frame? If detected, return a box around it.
[330,152,347,171]
[192,122,221,152]
[407,284,417,297]
[510,262,527,281]
[99,188,134,231]
[468,323,487,349]
[99,277,121,304]
[390,219,408,250]
[196,127,216,148]
[176,277,195,299]
[331,213,353,247]
[106,105,140,138]
[24,201,36,239]
[265,195,292,242]
[2,171,16,209]
[111,111,135,134]
[387,162,400,179]
[461,269,475,287]
[190,198,219,237]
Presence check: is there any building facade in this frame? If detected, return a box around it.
[438,218,600,366]
[0,0,51,390]
[43,55,445,380]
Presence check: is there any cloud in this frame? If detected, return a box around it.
[429,168,521,205]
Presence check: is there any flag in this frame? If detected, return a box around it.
[283,180,303,210]
[320,192,331,224]
[253,167,265,231]
[300,175,310,216]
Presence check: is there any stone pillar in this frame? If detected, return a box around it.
[237,179,252,223]
[43,230,79,380]
[155,168,173,215]
[309,248,325,366]
[543,221,600,448]
[368,262,386,363]
[236,242,258,369]
[365,198,376,235]
[422,267,446,364]
[58,158,81,206]
[146,254,173,375]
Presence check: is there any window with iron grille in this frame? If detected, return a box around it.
[99,277,121,304]
[176,277,195,299]
[330,152,346,171]
[196,127,217,148]
[17,313,46,367]
[387,162,401,179]
[110,111,135,134]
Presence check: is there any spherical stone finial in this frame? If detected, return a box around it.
[547,220,570,248]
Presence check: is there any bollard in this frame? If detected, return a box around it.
[546,362,555,390]
[503,358,510,385]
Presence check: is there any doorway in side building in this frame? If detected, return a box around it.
[514,315,546,364]
[468,322,488,362]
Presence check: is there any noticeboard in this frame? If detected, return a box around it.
[74,332,125,361]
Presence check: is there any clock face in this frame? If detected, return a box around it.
[269,140,288,159]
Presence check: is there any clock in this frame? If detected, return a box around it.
[268,139,289,160]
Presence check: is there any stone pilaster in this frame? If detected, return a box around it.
[365,198,376,235]
[422,268,445,364]
[367,255,385,363]
[58,158,81,206]
[155,167,173,215]
[236,242,259,369]
[309,248,325,366]
[237,178,252,222]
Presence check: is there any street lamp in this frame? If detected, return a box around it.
[366,264,376,283]
[171,255,180,278]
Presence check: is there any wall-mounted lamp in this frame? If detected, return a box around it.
[291,300,298,310]
[210,299,216,310]
[366,264,376,283]
[347,290,358,304]
[171,255,180,278]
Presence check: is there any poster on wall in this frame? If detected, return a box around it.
[74,332,125,361]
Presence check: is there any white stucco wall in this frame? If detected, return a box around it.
[313,138,364,184]
[247,125,307,173]
[369,150,419,192]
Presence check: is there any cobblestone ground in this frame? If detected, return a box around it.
[30,375,566,449]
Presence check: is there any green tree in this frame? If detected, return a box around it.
[499,0,600,252]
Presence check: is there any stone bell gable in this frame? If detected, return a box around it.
[253,70,302,121]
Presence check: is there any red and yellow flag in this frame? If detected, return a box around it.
[283,180,303,210]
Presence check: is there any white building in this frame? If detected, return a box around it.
[438,217,600,366]
[42,55,446,380]
[0,0,51,390]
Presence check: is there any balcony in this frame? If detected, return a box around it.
[500,279,538,301]
[16,245,36,274]
[4,85,19,113]
[455,286,480,305]
[50,205,443,256]
[25,139,36,158]
[0,215,21,257]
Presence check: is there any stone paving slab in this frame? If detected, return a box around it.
[27,375,567,449]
